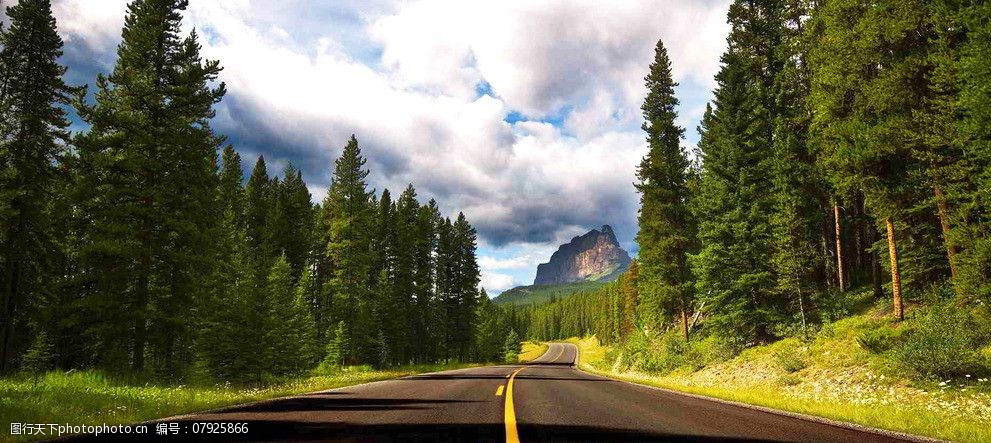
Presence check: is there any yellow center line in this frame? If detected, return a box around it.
[504,366,526,443]
[496,385,505,396]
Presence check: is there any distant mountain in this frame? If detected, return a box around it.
[492,225,631,306]
[533,225,631,285]
[492,280,606,305]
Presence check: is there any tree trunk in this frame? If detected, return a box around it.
[0,260,18,373]
[133,254,150,372]
[679,302,689,341]
[821,208,836,289]
[933,188,961,298]
[834,202,845,291]
[871,248,884,299]
[885,217,903,321]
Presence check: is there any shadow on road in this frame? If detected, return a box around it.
[218,397,481,414]
[401,374,607,382]
[525,361,575,367]
[64,420,784,442]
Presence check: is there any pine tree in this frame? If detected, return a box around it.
[768,0,825,335]
[322,320,347,369]
[324,135,375,364]
[0,0,81,372]
[692,1,784,343]
[809,0,950,319]
[260,255,301,375]
[473,289,507,362]
[20,330,54,377]
[451,213,480,361]
[218,146,244,228]
[292,267,320,370]
[953,0,991,304]
[620,261,639,340]
[74,0,225,372]
[272,164,313,284]
[635,38,695,340]
[504,329,520,362]
[245,156,275,284]
[372,189,402,363]
[414,199,443,362]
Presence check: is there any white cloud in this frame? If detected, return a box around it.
[480,272,516,294]
[370,0,730,116]
[49,0,731,272]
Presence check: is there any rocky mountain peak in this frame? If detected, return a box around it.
[533,225,631,286]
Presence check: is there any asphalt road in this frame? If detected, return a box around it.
[65,343,921,442]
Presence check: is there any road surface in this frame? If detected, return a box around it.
[67,343,921,442]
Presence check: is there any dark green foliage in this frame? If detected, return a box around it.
[635,38,695,335]
[322,321,347,370]
[474,290,511,362]
[20,331,54,376]
[953,0,991,304]
[503,329,520,362]
[515,0,991,387]
[72,0,225,374]
[0,0,498,381]
[0,0,81,371]
[272,164,313,284]
[517,283,618,343]
[493,281,606,306]
[323,135,375,364]
[691,1,783,343]
[768,0,827,337]
[292,268,320,369]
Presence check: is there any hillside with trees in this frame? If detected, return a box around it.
[0,0,509,383]
[504,2,991,438]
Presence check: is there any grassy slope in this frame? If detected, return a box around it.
[493,280,605,305]
[518,342,549,362]
[0,362,480,443]
[566,310,991,443]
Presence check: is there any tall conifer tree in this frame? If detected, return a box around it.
[635,38,695,339]
[74,0,224,371]
[692,0,785,343]
[324,135,375,363]
[0,0,80,371]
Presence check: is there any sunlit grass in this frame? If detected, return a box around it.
[518,341,549,362]
[568,335,991,443]
[0,362,479,443]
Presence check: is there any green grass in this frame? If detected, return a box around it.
[492,280,606,305]
[566,329,991,443]
[0,362,479,442]
[518,341,549,362]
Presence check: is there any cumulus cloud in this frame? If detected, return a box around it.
[48,0,731,294]
[480,272,516,294]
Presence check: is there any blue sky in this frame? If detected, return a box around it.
[28,0,732,295]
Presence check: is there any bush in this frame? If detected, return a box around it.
[503,329,520,362]
[857,327,902,354]
[774,350,808,373]
[894,302,991,378]
[688,335,736,368]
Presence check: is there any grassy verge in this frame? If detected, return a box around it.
[566,335,991,443]
[518,341,549,362]
[0,362,479,443]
